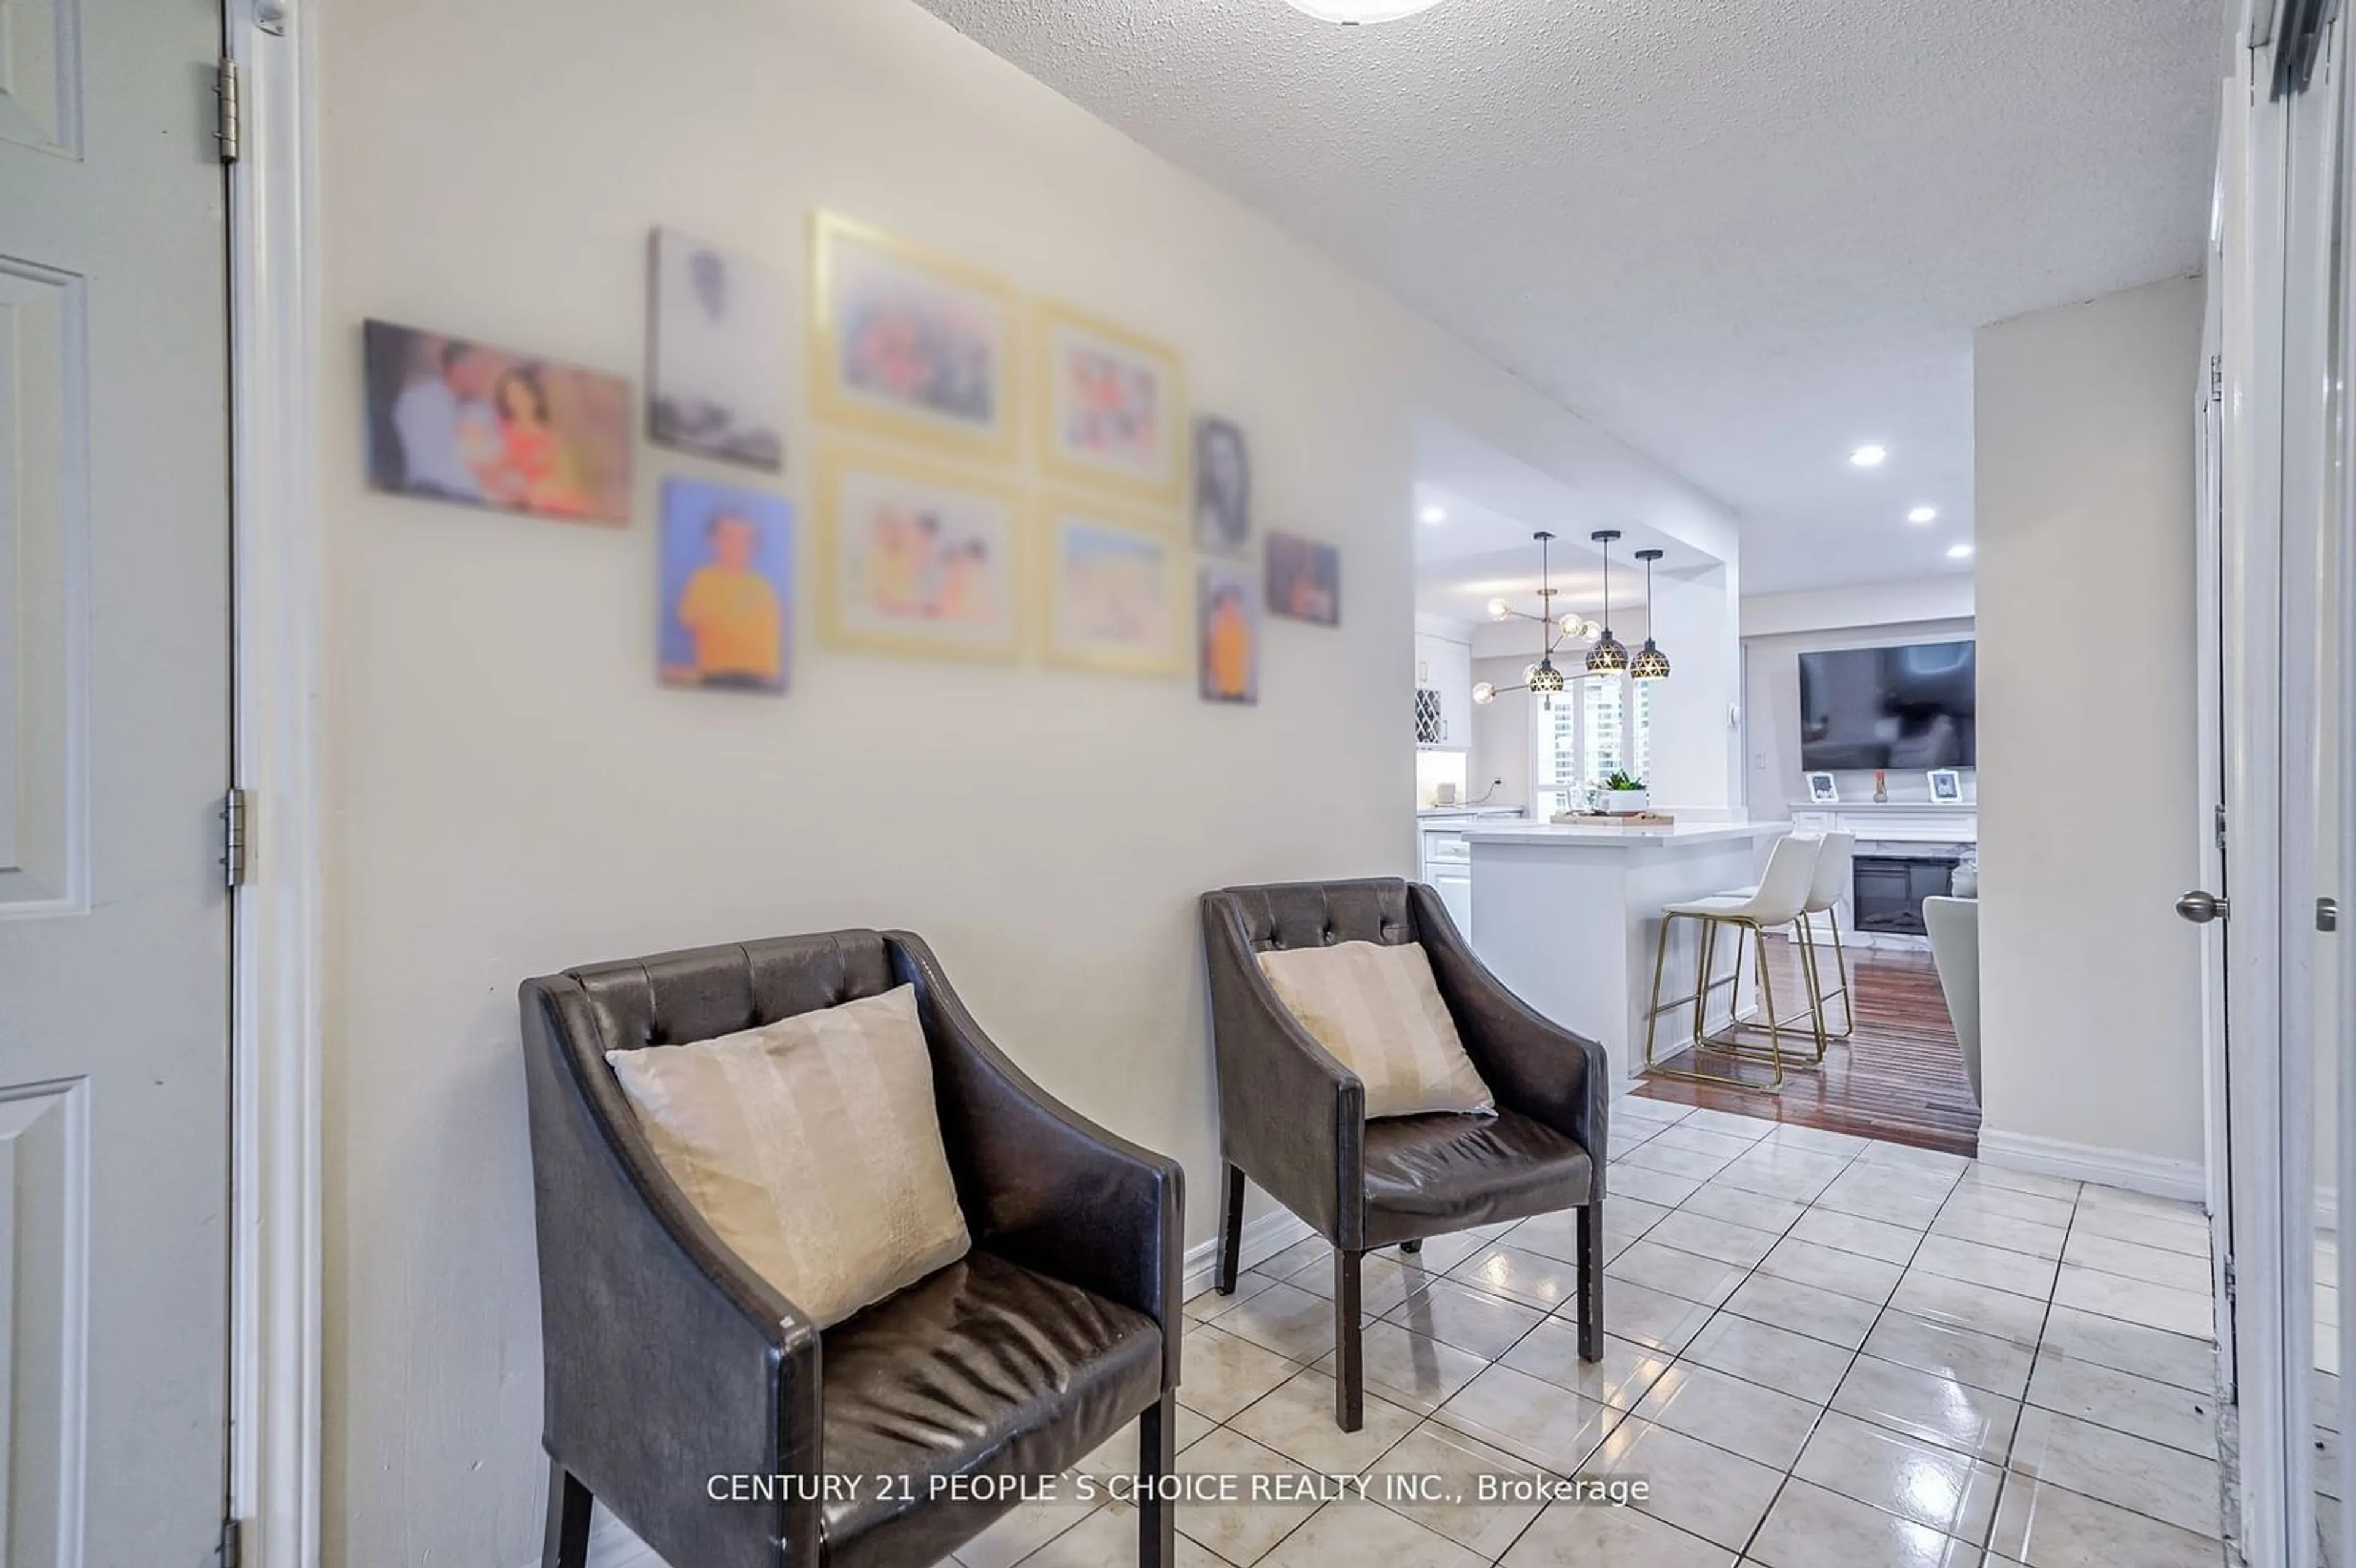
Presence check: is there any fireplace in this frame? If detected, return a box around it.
[1851,849,1962,935]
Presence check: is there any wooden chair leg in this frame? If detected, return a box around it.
[1216,1163,1244,1294]
[543,1461,592,1568]
[1576,1202,1604,1362]
[1138,1391,1179,1568]
[1333,1248,1364,1432]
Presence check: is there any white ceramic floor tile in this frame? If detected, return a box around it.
[1312,1320,1492,1415]
[1215,1278,1342,1363]
[1180,1322,1308,1420]
[1960,1164,2083,1205]
[1631,1359,1823,1469]
[1909,1234,2061,1302]
[1680,1312,1857,1406]
[1645,1123,1765,1163]
[1228,1366,1423,1475]
[2035,1305,2215,1392]
[2067,1203,2212,1259]
[1384,1277,1547,1360]
[2005,1406,2221,1539]
[1887,1270,2052,1348]
[956,1493,1107,1568]
[1608,1239,1750,1307]
[1174,1427,1325,1567]
[1927,1204,2069,1261]
[1282,1250,1419,1317]
[1257,1497,1488,1568]
[1584,1416,1785,1552]
[1673,1105,1779,1141]
[1987,1472,2220,1568]
[1432,1363,1625,1474]
[1792,1409,2006,1543]
[1678,1180,1809,1236]
[1498,1320,1675,1409]
[1366,1421,1555,1559]
[1864,1309,2039,1401]
[1447,1243,1587,1313]
[1857,1142,1974,1182]
[1496,1498,1738,1568]
[1765,1123,1874,1159]
[1721,1270,1885,1350]
[1644,1210,1780,1270]
[2051,1264,2214,1340]
[2060,1231,2213,1295]
[1941,1181,2077,1231]
[1620,1140,1739,1182]
[1597,1278,1719,1355]
[1758,1236,1905,1304]
[1788,1205,1929,1265]
[1745,1477,1985,1568]
[2025,1347,2219,1459]
[1831,1354,2022,1462]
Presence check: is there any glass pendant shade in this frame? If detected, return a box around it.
[1284,0,1446,20]
[1472,682,1496,705]
[1630,639,1672,680]
[1487,597,1511,620]
[1586,633,1628,674]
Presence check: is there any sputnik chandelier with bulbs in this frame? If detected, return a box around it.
[1472,529,1673,712]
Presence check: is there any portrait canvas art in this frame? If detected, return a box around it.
[1266,532,1339,626]
[818,448,1022,661]
[363,321,633,524]
[810,212,1018,458]
[1042,502,1184,675]
[1198,560,1261,705]
[658,477,793,694]
[649,229,789,471]
[1193,417,1251,555]
[1039,305,1185,503]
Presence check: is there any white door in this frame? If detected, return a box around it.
[0,2,234,1564]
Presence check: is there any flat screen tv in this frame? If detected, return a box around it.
[1797,640,1976,771]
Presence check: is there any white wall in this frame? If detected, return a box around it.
[1974,277,2205,1167]
[1741,605,1977,817]
[314,1,1739,1564]
[1468,655,1532,807]
[1741,576,1976,640]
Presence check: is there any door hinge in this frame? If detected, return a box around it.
[2223,1255,2237,1309]
[215,58,241,163]
[217,1516,244,1568]
[220,787,248,889]
[2211,353,2223,402]
[2215,802,2228,852]
[2322,897,2341,934]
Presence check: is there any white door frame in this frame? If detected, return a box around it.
[224,1,323,1564]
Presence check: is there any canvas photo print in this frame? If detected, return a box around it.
[1193,417,1250,555]
[658,477,792,693]
[649,229,788,471]
[818,448,1022,660]
[1042,502,1182,674]
[812,212,1017,457]
[363,321,633,524]
[1198,559,1261,705]
[1266,531,1339,626]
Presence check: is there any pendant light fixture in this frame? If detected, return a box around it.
[1585,530,1630,675]
[1630,548,1673,681]
[1472,531,1593,712]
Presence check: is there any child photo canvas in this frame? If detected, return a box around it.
[658,477,793,693]
[1266,531,1339,625]
[363,320,633,524]
[649,229,789,471]
[1198,560,1261,705]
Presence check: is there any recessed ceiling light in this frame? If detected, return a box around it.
[1947,543,1974,559]
[1906,505,1938,524]
[1419,505,1448,524]
[1850,445,1888,468]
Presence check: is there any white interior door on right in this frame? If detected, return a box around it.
[0,1,236,1563]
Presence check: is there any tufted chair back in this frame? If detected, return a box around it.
[1213,878,1426,958]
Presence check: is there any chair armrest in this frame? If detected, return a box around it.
[1411,885,1609,1191]
[888,933,1186,1389]
[1199,892,1367,1248]
[521,978,824,1568]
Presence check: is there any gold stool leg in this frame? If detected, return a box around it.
[1824,913,1856,1038]
[1644,911,1678,1070]
[1793,916,1832,1063]
[1749,920,1785,1087]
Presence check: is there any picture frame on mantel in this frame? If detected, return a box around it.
[1927,768,1963,802]
[1806,771,1839,803]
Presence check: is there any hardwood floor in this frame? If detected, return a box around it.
[1632,932,1982,1156]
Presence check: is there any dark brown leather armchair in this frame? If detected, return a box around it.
[1201,878,1607,1431]
[521,931,1184,1568]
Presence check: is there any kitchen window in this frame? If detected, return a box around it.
[1532,675,1654,817]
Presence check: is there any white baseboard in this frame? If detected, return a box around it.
[529,1207,1317,1568]
[1181,1204,1316,1302]
[1977,1129,2208,1205]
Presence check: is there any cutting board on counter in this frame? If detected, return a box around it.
[1550,811,1676,826]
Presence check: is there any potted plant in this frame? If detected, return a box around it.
[1597,771,1649,815]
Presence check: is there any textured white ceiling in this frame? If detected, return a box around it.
[912,0,2221,594]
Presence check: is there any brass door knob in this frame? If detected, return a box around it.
[2176,891,2230,924]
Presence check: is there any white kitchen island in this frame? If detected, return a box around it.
[1463,821,1790,1091]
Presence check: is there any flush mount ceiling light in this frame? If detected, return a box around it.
[1849,445,1888,468]
[1628,548,1672,681]
[1585,530,1630,675]
[1907,505,1938,524]
[1419,504,1448,524]
[1474,531,1592,711]
[1947,542,1975,559]
[1283,0,1447,20]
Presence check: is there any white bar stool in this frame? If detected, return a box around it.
[1641,832,1825,1089]
[1715,831,1858,1043]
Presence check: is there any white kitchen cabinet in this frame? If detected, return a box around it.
[1414,632,1472,751]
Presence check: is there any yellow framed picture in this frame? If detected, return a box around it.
[809,210,1020,460]
[1034,302,1188,504]
[1038,496,1187,675]
[815,445,1024,662]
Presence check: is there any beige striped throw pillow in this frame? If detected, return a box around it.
[605,984,970,1327]
[1256,940,1495,1119]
